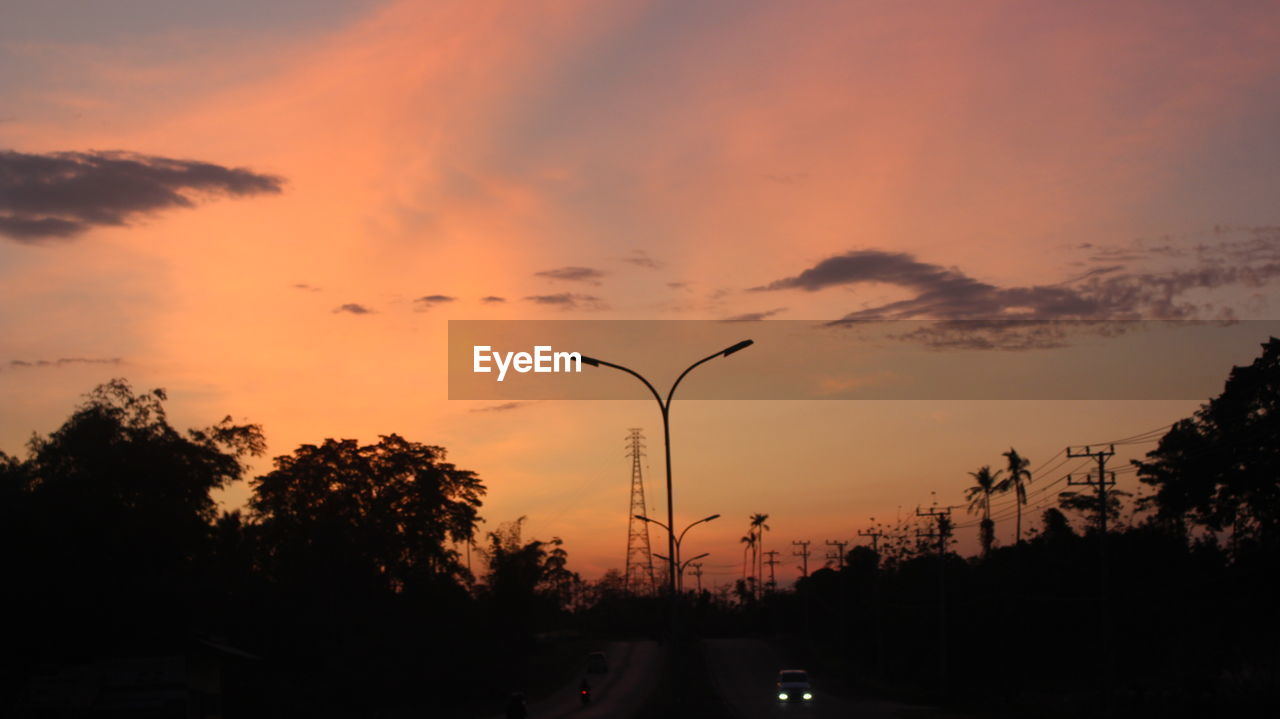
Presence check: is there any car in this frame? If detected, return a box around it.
[776,669,813,703]
[586,651,609,674]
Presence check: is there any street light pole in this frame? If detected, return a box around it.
[653,551,711,592]
[637,513,720,592]
[582,341,752,598]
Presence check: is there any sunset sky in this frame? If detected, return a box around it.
[4,0,1280,586]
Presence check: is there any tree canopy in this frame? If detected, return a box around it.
[1136,336,1280,547]
[250,434,485,590]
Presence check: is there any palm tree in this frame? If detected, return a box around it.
[999,448,1033,545]
[965,465,1003,558]
[739,534,755,584]
[750,512,770,596]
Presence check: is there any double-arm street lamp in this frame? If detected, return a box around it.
[653,551,711,592]
[580,341,753,596]
[636,513,720,592]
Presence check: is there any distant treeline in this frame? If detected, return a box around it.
[739,337,1280,717]
[0,380,613,717]
[4,337,1279,717]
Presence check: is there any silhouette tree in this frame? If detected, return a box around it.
[250,434,484,592]
[1057,486,1132,529]
[964,465,1003,557]
[541,537,582,610]
[481,517,579,638]
[1136,337,1280,549]
[750,512,770,596]
[1038,507,1076,543]
[739,533,755,585]
[10,379,264,655]
[998,448,1033,544]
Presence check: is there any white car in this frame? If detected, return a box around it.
[776,669,813,703]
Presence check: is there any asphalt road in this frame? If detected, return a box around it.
[484,640,663,719]
[704,638,964,719]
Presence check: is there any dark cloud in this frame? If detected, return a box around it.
[758,248,1280,324]
[667,281,689,289]
[334,303,374,315]
[523,293,606,310]
[470,401,532,413]
[480,296,507,303]
[891,321,1075,351]
[0,216,83,240]
[720,308,787,322]
[6,357,122,371]
[752,250,981,296]
[1082,226,1280,266]
[534,266,606,284]
[619,250,664,269]
[414,294,456,310]
[755,243,1280,349]
[0,149,283,243]
[293,283,321,292]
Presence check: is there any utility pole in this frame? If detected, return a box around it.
[857,527,884,555]
[916,506,952,697]
[824,539,850,654]
[1067,444,1117,697]
[824,539,849,569]
[1068,444,1116,539]
[859,523,885,677]
[689,562,704,594]
[792,539,813,642]
[763,550,780,593]
[792,540,811,577]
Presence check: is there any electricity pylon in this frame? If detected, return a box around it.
[624,428,657,595]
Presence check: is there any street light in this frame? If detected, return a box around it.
[581,341,752,598]
[636,513,720,591]
[653,551,711,592]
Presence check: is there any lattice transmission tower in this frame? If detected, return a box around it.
[624,428,658,596]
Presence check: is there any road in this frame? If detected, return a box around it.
[483,640,663,719]
[704,638,965,719]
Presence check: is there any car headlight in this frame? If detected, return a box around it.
[803,692,813,700]
[778,692,788,700]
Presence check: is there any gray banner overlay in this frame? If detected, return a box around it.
[448,320,1280,400]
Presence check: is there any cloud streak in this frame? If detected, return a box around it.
[5,357,122,371]
[619,250,664,270]
[754,242,1280,348]
[721,308,787,322]
[334,303,374,315]
[470,401,533,413]
[414,294,456,310]
[0,149,283,243]
[523,293,606,310]
[534,266,606,284]
[757,247,1280,323]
